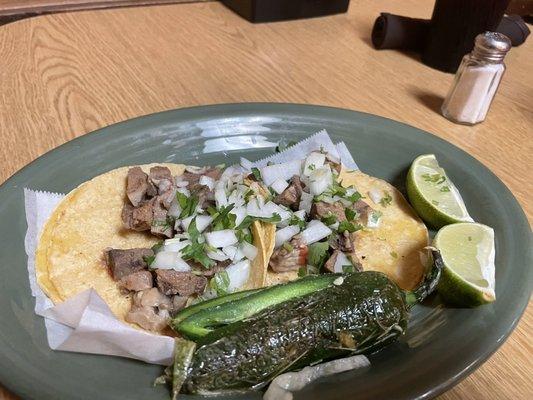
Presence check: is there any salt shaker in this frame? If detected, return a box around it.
[441,32,511,125]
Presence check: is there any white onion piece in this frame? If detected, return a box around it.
[195,215,213,232]
[215,182,228,208]
[303,152,326,176]
[367,211,382,228]
[275,225,300,248]
[246,198,263,217]
[162,239,191,253]
[206,230,238,248]
[207,249,229,262]
[333,252,352,273]
[230,206,247,227]
[294,209,306,220]
[167,198,182,218]
[240,241,258,261]
[228,188,245,208]
[259,159,302,186]
[368,188,383,204]
[175,178,189,188]
[222,245,238,259]
[199,175,215,190]
[300,221,332,244]
[308,165,332,196]
[221,165,245,180]
[226,260,251,292]
[299,192,313,214]
[271,178,289,194]
[181,216,194,231]
[177,187,190,197]
[151,251,191,271]
[239,158,253,171]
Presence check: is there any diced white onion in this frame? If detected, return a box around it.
[215,182,228,208]
[303,152,326,176]
[205,230,238,248]
[222,245,238,259]
[368,188,383,204]
[175,178,189,188]
[240,241,258,261]
[333,252,352,273]
[226,260,251,292]
[177,187,190,197]
[309,165,332,196]
[195,215,213,232]
[263,201,292,222]
[207,249,229,262]
[185,165,206,174]
[294,210,306,220]
[151,251,191,271]
[299,192,313,214]
[181,216,194,231]
[259,159,303,186]
[230,206,247,227]
[271,178,289,194]
[199,175,215,190]
[366,211,381,228]
[275,225,300,248]
[162,239,191,253]
[221,165,245,180]
[300,221,332,244]
[167,198,182,218]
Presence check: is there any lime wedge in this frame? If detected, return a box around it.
[407,154,473,229]
[434,223,496,307]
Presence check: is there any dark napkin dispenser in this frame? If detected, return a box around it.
[222,0,350,23]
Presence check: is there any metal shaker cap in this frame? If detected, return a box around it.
[472,31,512,62]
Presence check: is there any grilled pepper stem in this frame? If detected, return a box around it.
[171,338,196,400]
[171,274,339,339]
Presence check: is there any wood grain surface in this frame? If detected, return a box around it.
[0,0,531,399]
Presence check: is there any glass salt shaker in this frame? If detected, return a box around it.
[441,31,511,125]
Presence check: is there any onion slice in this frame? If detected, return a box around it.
[259,160,302,186]
[275,225,300,248]
[205,230,238,248]
[226,260,251,292]
[151,251,191,271]
[300,220,332,244]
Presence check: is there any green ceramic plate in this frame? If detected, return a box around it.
[0,104,531,400]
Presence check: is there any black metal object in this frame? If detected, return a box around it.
[222,0,350,23]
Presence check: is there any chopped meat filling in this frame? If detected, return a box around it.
[125,289,170,332]
[151,197,173,238]
[274,175,305,210]
[155,269,207,296]
[126,167,151,207]
[269,235,308,272]
[330,230,354,253]
[105,248,154,280]
[324,250,340,273]
[118,270,153,292]
[310,201,346,222]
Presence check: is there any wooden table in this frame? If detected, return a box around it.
[0,0,531,398]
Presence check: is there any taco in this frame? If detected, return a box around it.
[258,157,429,291]
[36,163,273,334]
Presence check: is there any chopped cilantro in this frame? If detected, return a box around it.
[236,213,281,230]
[308,164,316,171]
[288,214,306,229]
[370,210,382,224]
[236,229,253,244]
[307,241,330,269]
[338,221,363,233]
[244,188,255,202]
[211,204,236,231]
[178,194,199,219]
[390,251,398,259]
[422,173,446,185]
[345,191,362,203]
[440,186,451,192]
[342,264,355,273]
[298,264,319,277]
[298,267,307,278]
[181,219,214,268]
[210,270,230,295]
[321,214,337,226]
[282,242,294,252]
[251,167,262,181]
[379,192,393,207]
[345,208,357,221]
[151,241,164,253]
[143,255,155,266]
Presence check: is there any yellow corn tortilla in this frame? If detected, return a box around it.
[264,169,429,290]
[36,164,269,326]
